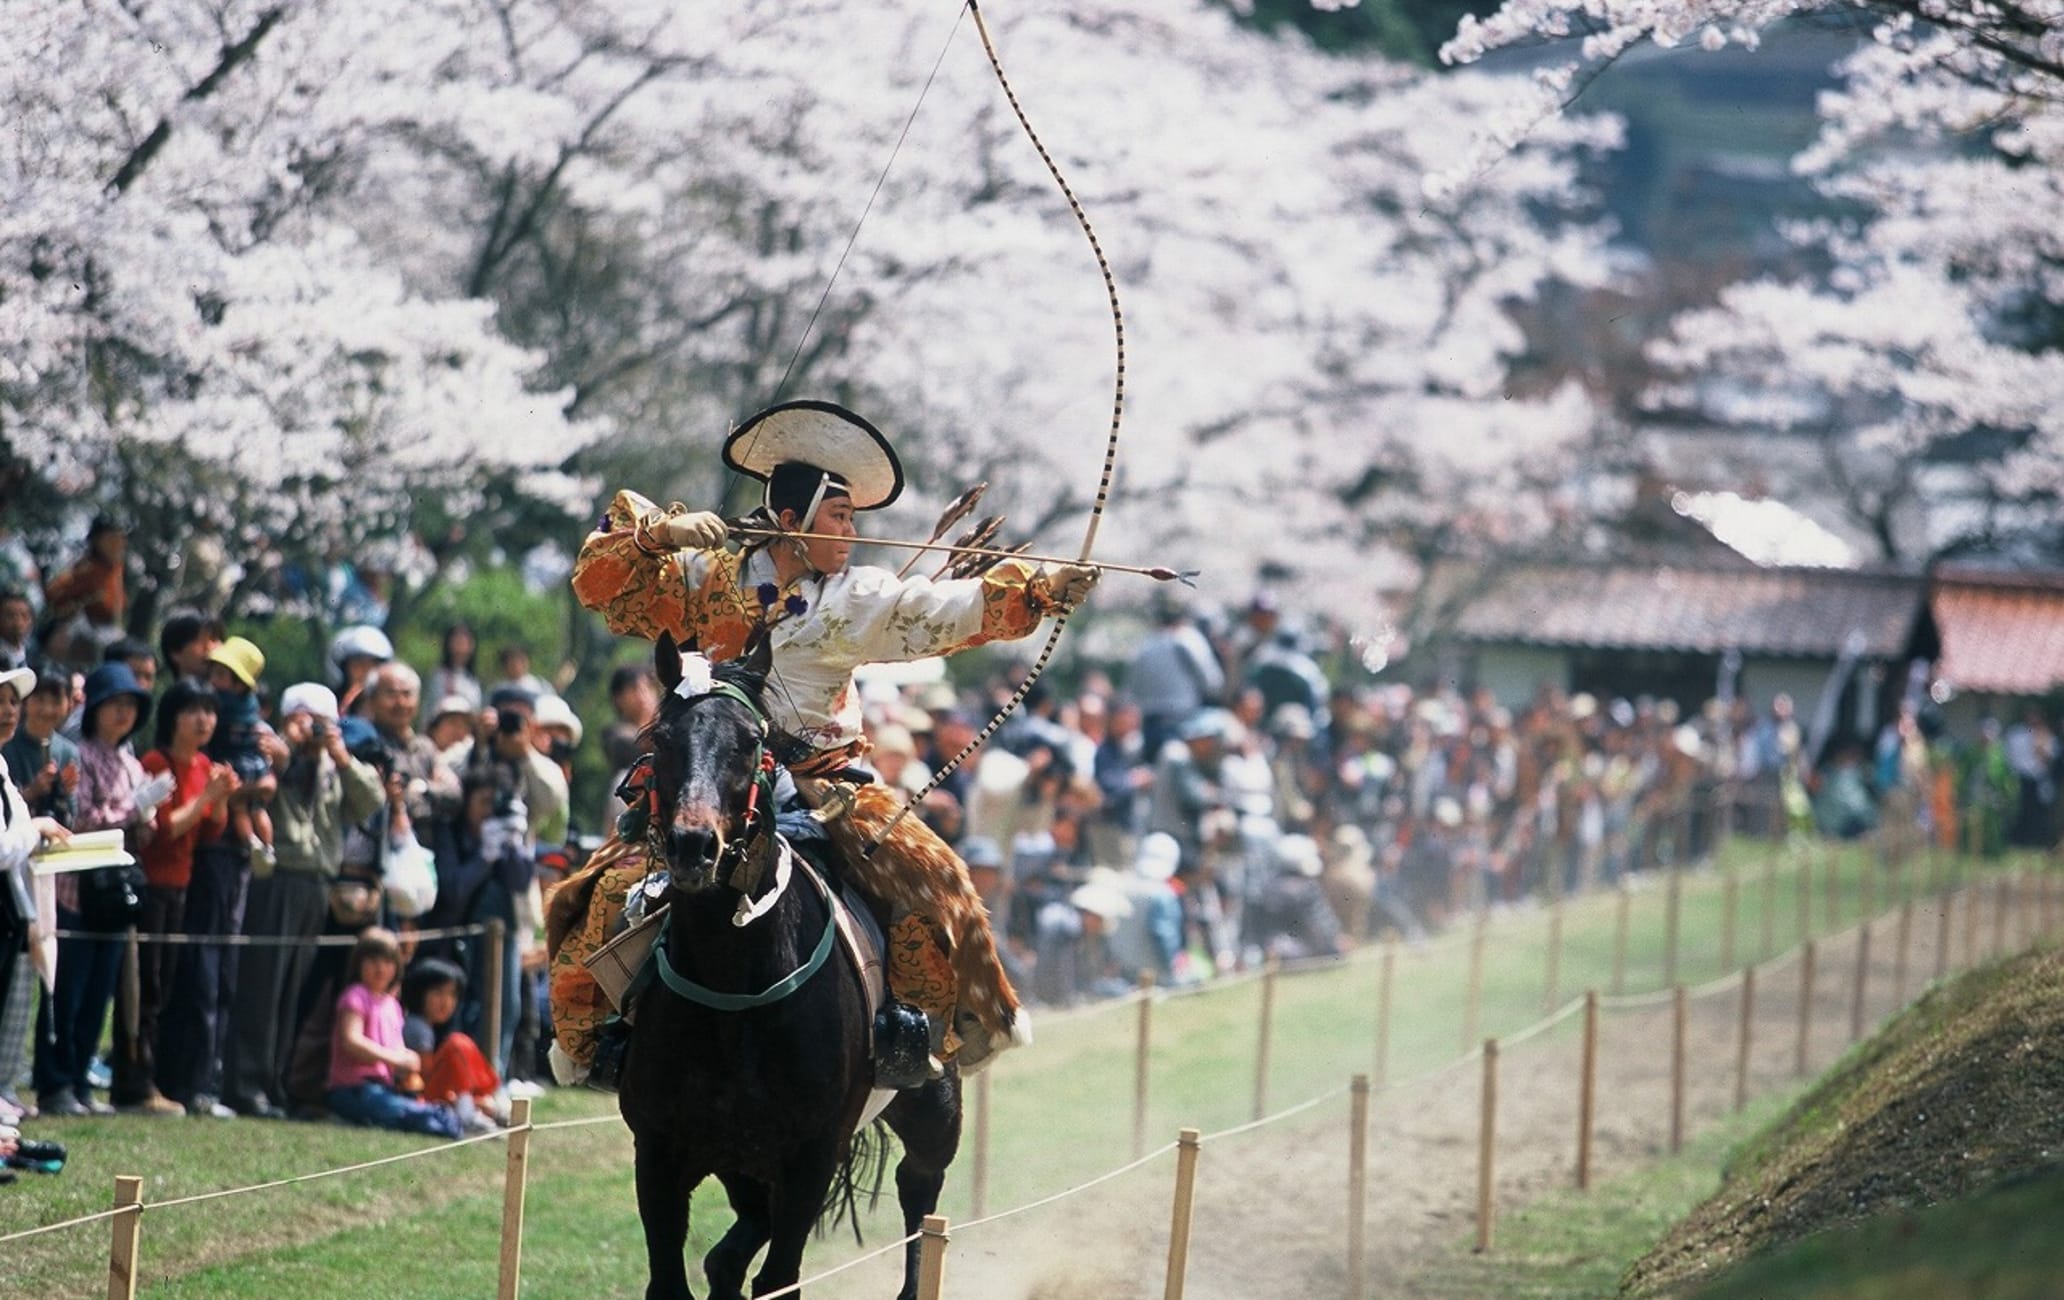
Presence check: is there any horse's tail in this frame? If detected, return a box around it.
[818,784,1023,1040]
[818,1120,892,1245]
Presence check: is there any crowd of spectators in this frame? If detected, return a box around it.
[1,520,2058,1163]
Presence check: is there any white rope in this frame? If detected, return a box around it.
[957,1141,1181,1232]
[147,1127,510,1210]
[532,1113,626,1133]
[751,1230,924,1300]
[1498,993,1588,1049]
[1199,1083,1348,1143]
[0,1205,128,1246]
[50,921,493,947]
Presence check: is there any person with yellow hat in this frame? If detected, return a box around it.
[553,401,1098,1088]
[204,636,280,874]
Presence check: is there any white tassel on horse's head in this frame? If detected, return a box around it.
[673,651,715,700]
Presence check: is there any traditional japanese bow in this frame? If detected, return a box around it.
[863,0,1128,852]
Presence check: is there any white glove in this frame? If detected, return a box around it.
[133,772,177,821]
[1040,563,1100,609]
[658,510,728,550]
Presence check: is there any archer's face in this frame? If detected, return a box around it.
[790,497,854,574]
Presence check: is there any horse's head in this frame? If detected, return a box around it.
[646,631,778,896]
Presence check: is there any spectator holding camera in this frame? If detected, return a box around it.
[441,685,567,852]
[424,766,534,1075]
[224,684,382,1120]
[364,661,460,839]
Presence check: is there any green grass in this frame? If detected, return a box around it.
[1402,1086,1808,1299]
[1690,1164,2064,1300]
[1626,940,2064,1298]
[7,838,2049,1296]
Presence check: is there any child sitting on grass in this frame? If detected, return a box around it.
[326,929,460,1139]
[399,958,503,1135]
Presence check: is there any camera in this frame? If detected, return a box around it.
[496,708,525,736]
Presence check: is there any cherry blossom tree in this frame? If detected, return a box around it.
[5,0,1618,641]
[1440,0,2064,562]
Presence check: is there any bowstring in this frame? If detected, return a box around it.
[861,0,1127,855]
[725,1,972,718]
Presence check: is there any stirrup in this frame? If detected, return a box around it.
[587,1021,632,1093]
[872,1002,936,1090]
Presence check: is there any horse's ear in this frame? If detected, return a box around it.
[739,626,775,694]
[655,632,682,694]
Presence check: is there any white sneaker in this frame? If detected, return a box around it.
[505,1078,545,1100]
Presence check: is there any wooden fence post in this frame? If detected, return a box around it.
[107,1174,143,1300]
[1824,841,1840,933]
[1576,991,1598,1190]
[1544,900,1563,1012]
[1664,863,1682,989]
[1734,966,1756,1114]
[1133,973,1155,1161]
[485,918,506,1067]
[1796,940,1816,1077]
[1348,1075,1370,1300]
[1796,844,1813,945]
[1993,875,2010,957]
[1253,957,1279,1122]
[1163,1129,1202,1300]
[497,1096,533,1300]
[972,1069,991,1219]
[1476,1040,1499,1253]
[1762,855,1777,960]
[1671,984,1688,1154]
[917,1215,951,1300]
[1721,863,1739,973]
[1935,885,1954,983]
[1964,877,1982,968]
[1611,886,1631,996]
[1894,899,1914,1006]
[1463,919,1487,1055]
[1850,922,1872,1043]
[1375,940,1396,1088]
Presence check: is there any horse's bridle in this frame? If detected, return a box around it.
[638,679,781,897]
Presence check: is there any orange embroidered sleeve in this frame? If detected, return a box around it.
[571,491,764,658]
[970,559,1063,646]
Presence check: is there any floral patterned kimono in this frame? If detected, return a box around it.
[549,490,1068,1076]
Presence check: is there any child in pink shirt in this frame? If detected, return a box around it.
[325,929,460,1139]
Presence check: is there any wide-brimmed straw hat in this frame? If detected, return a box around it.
[722,401,904,513]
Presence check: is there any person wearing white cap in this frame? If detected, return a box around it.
[556,401,1101,1084]
[221,682,383,1119]
[0,667,72,1126]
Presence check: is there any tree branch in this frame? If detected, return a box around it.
[108,7,284,195]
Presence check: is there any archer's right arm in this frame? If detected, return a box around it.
[571,490,746,649]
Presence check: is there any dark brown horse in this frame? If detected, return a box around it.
[622,633,960,1300]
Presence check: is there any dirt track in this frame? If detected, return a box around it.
[828,888,1987,1300]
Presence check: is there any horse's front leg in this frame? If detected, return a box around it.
[705,1173,771,1300]
[635,1139,701,1300]
[885,1076,962,1300]
[750,1142,843,1298]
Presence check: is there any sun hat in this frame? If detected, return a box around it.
[1134,832,1181,881]
[1069,868,1135,921]
[429,694,475,726]
[279,682,340,722]
[81,663,153,741]
[328,624,394,667]
[0,666,36,702]
[532,693,583,746]
[722,400,904,514]
[206,636,266,690]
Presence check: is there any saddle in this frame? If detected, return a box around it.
[584,836,930,1100]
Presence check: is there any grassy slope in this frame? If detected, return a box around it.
[1624,944,2064,1298]
[4,840,2035,1296]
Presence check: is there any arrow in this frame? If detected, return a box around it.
[727,524,1196,586]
